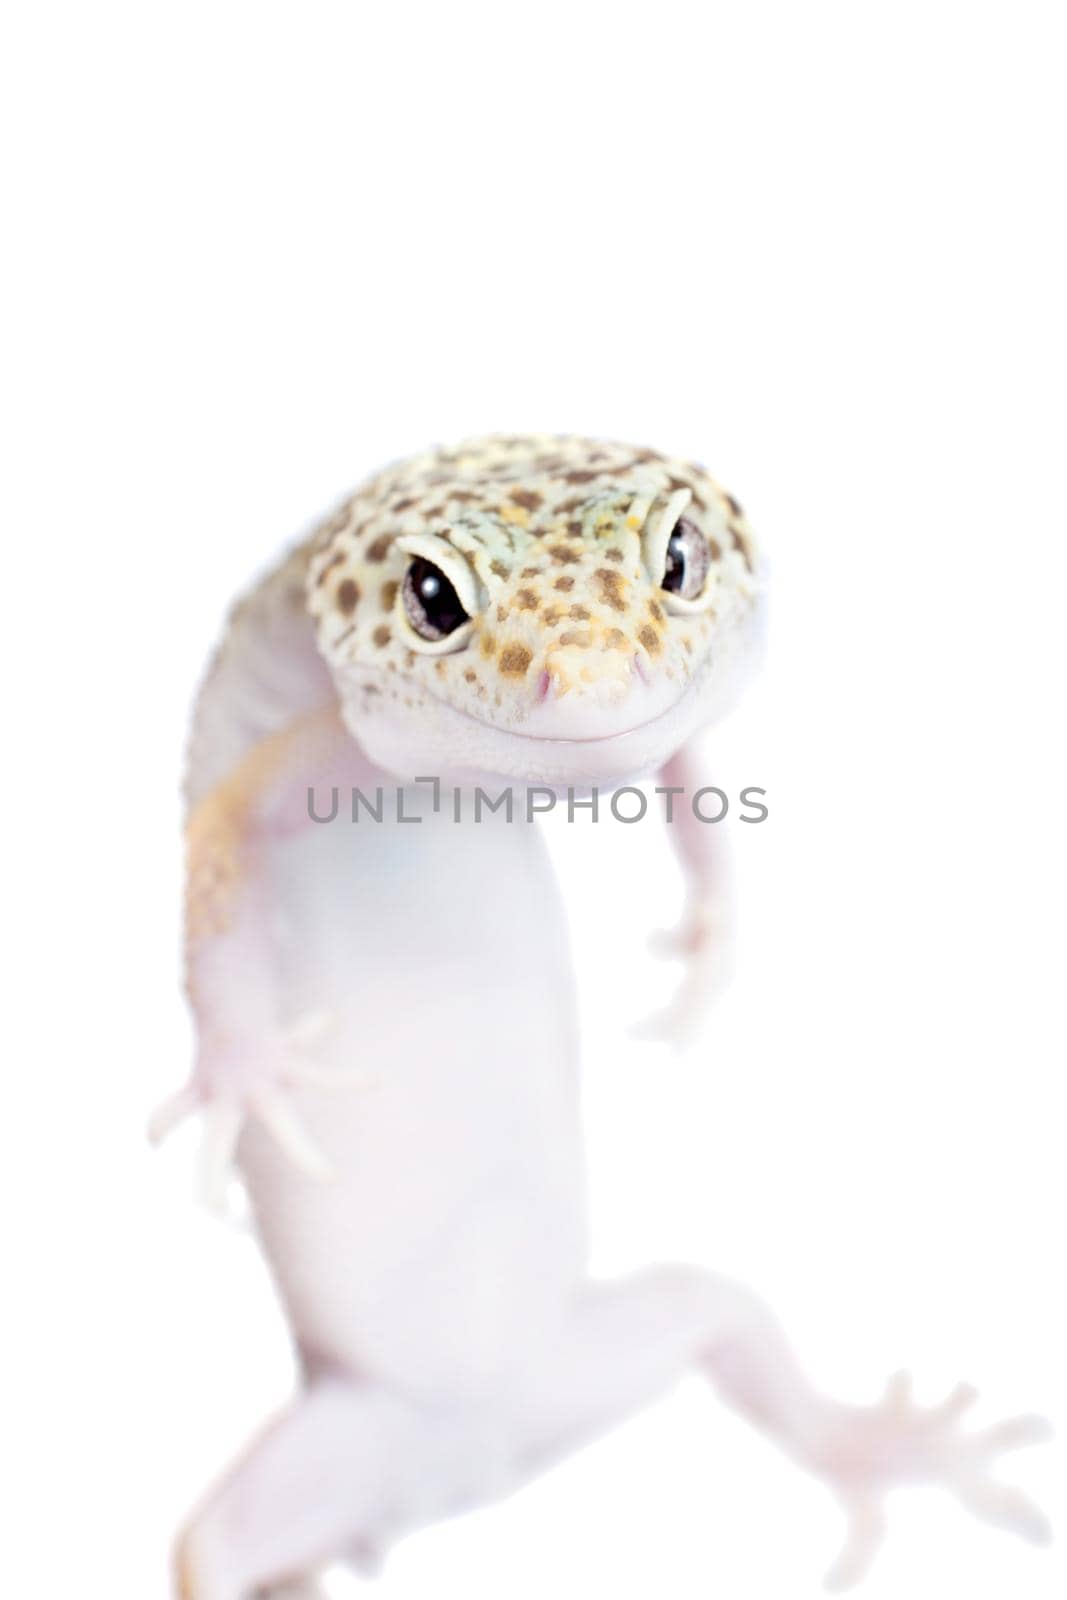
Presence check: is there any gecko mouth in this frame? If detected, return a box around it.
[416,667,700,745]
[343,617,764,787]
[455,696,686,744]
[343,659,712,789]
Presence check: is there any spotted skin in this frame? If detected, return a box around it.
[307,434,757,724]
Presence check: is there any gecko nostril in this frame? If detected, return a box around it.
[536,669,552,701]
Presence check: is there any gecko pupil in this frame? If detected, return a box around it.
[662,534,686,590]
[661,517,711,602]
[402,557,469,640]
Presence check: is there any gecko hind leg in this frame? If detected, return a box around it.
[175,1380,446,1600]
[512,1266,794,1470]
[510,1267,1049,1589]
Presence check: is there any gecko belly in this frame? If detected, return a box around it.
[239,784,588,1399]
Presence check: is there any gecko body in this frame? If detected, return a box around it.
[164,436,1048,1599]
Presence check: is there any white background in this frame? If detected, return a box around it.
[3,3,1065,1595]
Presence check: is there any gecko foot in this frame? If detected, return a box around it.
[149,1010,373,1214]
[631,897,734,1050]
[817,1372,1052,1590]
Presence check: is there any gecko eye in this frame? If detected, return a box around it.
[402,557,471,642]
[661,516,711,602]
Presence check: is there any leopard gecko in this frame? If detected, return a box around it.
[155,434,1050,1598]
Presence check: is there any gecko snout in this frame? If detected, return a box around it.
[535,641,638,704]
[522,636,680,744]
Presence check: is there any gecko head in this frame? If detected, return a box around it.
[308,435,764,787]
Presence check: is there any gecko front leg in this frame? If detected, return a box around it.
[635,742,736,1048]
[152,707,368,1210]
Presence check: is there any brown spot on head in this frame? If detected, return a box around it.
[603,547,625,563]
[638,625,661,655]
[508,488,543,512]
[381,579,398,612]
[563,469,598,484]
[520,566,539,578]
[553,575,575,592]
[648,598,664,623]
[373,624,392,648]
[559,628,593,648]
[547,544,581,566]
[569,604,591,621]
[336,578,360,616]
[596,567,627,612]
[499,643,533,676]
[391,497,416,513]
[496,604,510,622]
[366,534,393,563]
[605,627,627,648]
[463,668,478,684]
[490,559,509,579]
[515,587,539,612]
[480,632,496,660]
[542,605,563,626]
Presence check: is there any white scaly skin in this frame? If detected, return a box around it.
[158,436,1050,1599]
